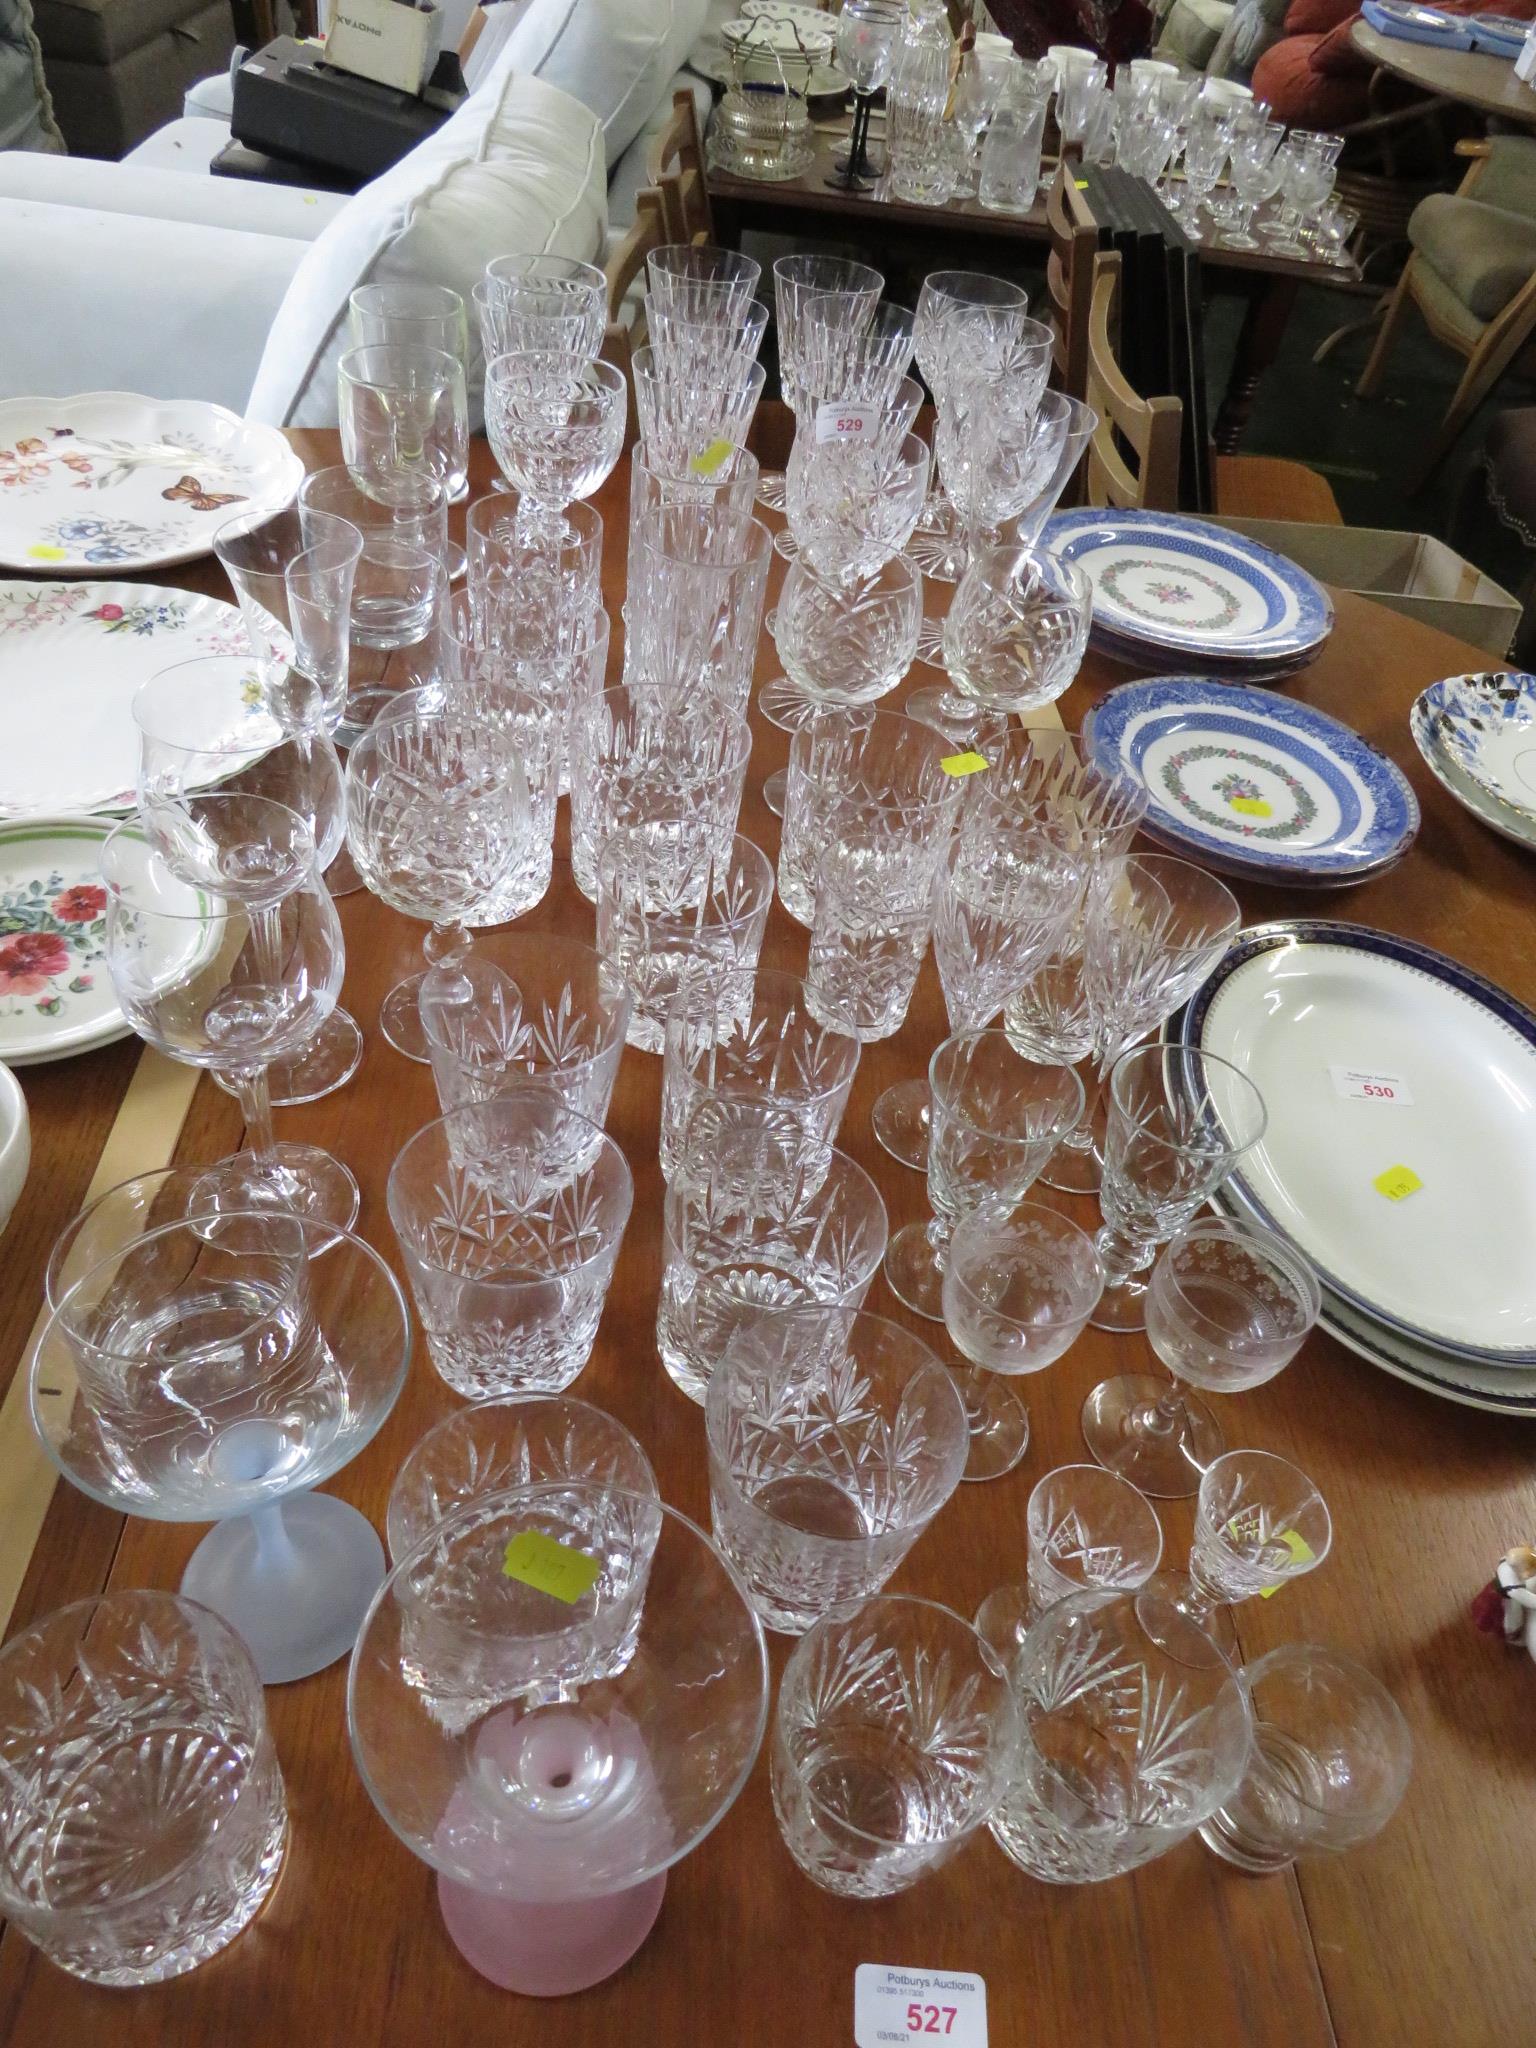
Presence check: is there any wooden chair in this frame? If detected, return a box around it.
[602,186,668,447]
[1356,137,1536,490]
[1045,161,1096,405]
[647,89,713,246]
[1084,252,1343,522]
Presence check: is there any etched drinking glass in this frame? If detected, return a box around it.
[706,1306,968,1632]
[938,542,1093,741]
[630,342,766,483]
[912,269,1031,536]
[657,1126,887,1404]
[626,503,771,716]
[596,831,773,1054]
[770,552,924,719]
[1087,1043,1268,1335]
[646,243,762,320]
[452,648,561,921]
[941,1199,1105,1479]
[798,295,916,408]
[1181,1449,1332,1639]
[659,965,860,1184]
[420,928,631,1128]
[386,1395,658,1562]
[1083,1216,1321,1499]
[388,1088,633,1399]
[0,1590,287,1985]
[466,490,603,659]
[1199,1644,1412,1873]
[646,294,768,388]
[885,1033,1084,1321]
[773,1596,1018,1895]
[988,1586,1253,1884]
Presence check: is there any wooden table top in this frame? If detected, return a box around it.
[1352,19,1536,124]
[3,435,1535,2048]
[707,128,1359,288]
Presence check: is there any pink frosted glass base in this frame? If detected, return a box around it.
[436,1871,666,1995]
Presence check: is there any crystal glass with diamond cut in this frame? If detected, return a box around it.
[772,1594,1018,1896]
[1025,1464,1163,1617]
[706,1306,967,1633]
[657,1117,888,1404]
[0,1590,287,1986]
[483,351,626,542]
[937,542,1092,741]
[1185,1449,1332,1617]
[387,1088,633,1400]
[348,1483,768,1996]
[988,1585,1252,1884]
[386,1394,659,1563]
[420,929,631,1127]
[630,342,766,483]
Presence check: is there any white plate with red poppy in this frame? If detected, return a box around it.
[0,579,262,817]
[0,817,206,1065]
[0,394,302,574]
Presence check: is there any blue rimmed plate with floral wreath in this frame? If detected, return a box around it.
[1083,674,1419,882]
[1409,669,1536,850]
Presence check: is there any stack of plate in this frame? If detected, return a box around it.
[1044,508,1334,682]
[1409,668,1536,852]
[1084,674,1419,887]
[1169,921,1536,1415]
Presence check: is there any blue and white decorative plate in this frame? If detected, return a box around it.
[1410,669,1536,847]
[1045,509,1334,661]
[1169,921,1536,1364]
[1085,676,1419,880]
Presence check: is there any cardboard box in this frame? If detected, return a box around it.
[1210,517,1520,660]
[326,0,443,95]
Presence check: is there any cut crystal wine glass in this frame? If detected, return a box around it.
[1024,1464,1163,1615]
[483,350,626,542]
[476,254,606,360]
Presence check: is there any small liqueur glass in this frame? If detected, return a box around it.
[1024,1464,1163,1616]
[1149,1449,1333,1655]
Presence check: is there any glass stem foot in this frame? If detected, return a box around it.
[1080,1373,1223,1497]
[437,1871,667,1995]
[883,1219,946,1321]
[380,971,432,1062]
[239,1009,365,1109]
[189,1142,360,1239]
[955,1368,1031,1482]
[871,1078,931,1170]
[762,767,787,819]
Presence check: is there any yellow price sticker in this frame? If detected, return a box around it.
[941,750,990,777]
[690,438,735,478]
[1075,178,1090,188]
[1373,1164,1422,1201]
[1228,795,1272,818]
[501,1531,602,1604]
[26,544,66,562]
[1259,1527,1317,1598]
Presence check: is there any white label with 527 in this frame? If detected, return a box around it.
[853,1966,987,2048]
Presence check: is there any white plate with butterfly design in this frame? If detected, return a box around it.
[0,581,264,817]
[0,393,302,574]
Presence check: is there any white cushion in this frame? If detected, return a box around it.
[503,0,709,167]
[0,143,345,240]
[184,70,236,121]
[245,68,606,429]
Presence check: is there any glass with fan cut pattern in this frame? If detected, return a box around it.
[657,1119,888,1405]
[387,1087,634,1399]
[988,1586,1252,1884]
[0,1590,286,1985]
[772,1594,1018,1895]
[706,1308,967,1633]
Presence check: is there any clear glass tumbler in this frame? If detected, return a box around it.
[0,1590,287,1985]
[772,1595,1018,1895]
[706,1305,968,1633]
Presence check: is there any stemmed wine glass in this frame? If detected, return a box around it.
[484,350,627,544]
[941,1199,1105,1480]
[925,540,1093,744]
[910,271,1031,557]
[830,0,903,188]
[475,255,606,361]
[100,803,360,1232]
[337,344,469,579]
[1147,1449,1332,1655]
[31,1208,410,1683]
[1084,1215,1320,1498]
[345,703,528,1062]
[212,505,363,727]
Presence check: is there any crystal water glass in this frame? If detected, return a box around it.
[940,542,1092,737]
[0,1590,287,1985]
[630,342,766,483]
[348,1486,768,1995]
[805,806,955,1045]
[781,419,929,593]
[706,1306,968,1633]
[1055,54,1108,143]
[773,253,883,417]
[657,1127,887,1403]
[1186,1449,1332,1628]
[33,1211,410,1681]
[629,443,763,552]
[646,242,761,320]
[596,831,773,1054]
[388,1088,633,1399]
[1177,111,1231,240]
[477,253,606,359]
[350,280,468,371]
[338,344,470,510]
[798,295,916,408]
[941,1199,1105,1479]
[466,489,602,656]
[912,270,1031,535]
[772,553,923,714]
[1025,1464,1163,1617]
[978,96,1048,212]
[1087,1043,1268,1335]
[626,503,771,714]
[452,649,560,921]
[1225,137,1285,249]
[779,707,958,927]
[773,1595,1017,1896]
[298,465,448,653]
[100,810,359,1232]
[886,1033,1084,1321]
[1200,1644,1412,1873]
[991,1587,1252,1884]
[344,703,527,1060]
[483,351,626,538]
[420,928,630,1127]
[570,683,751,902]
[212,504,362,724]
[386,1395,658,1563]
[659,966,860,1184]
[647,294,768,387]
[1084,1216,1321,1499]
